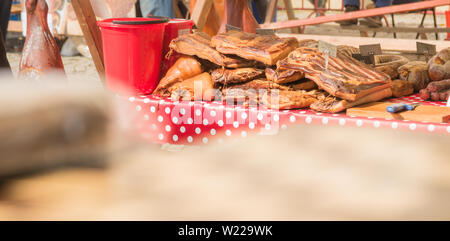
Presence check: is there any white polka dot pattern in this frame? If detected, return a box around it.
[374,121,380,128]
[124,94,449,146]
[289,116,296,122]
[305,117,312,124]
[195,127,201,134]
[356,120,363,127]
[392,122,398,129]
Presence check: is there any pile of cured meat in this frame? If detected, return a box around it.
[419,48,450,102]
[154,30,450,113]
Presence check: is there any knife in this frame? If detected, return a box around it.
[386,103,407,113]
[386,103,420,113]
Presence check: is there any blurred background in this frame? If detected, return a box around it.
[1,0,450,220]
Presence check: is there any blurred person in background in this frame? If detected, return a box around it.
[309,0,327,8]
[1,29,10,71]
[340,0,422,27]
[139,0,175,18]
[340,0,393,27]
[251,0,271,23]
[1,0,12,42]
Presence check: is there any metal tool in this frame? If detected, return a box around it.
[386,103,420,113]
[386,103,407,113]
[405,103,420,111]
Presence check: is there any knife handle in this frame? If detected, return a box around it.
[386,103,407,113]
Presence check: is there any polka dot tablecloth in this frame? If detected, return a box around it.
[116,94,450,145]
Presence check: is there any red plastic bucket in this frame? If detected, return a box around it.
[98,17,169,95]
[161,19,194,77]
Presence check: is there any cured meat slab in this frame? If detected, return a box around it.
[211,30,299,66]
[262,90,325,110]
[310,88,393,113]
[286,79,317,91]
[169,32,253,68]
[265,68,304,84]
[279,47,391,101]
[211,68,265,84]
[222,79,289,105]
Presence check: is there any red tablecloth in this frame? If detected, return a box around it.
[116,94,450,145]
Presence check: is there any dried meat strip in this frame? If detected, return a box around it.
[278,47,391,101]
[211,30,299,66]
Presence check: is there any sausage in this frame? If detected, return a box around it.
[439,89,450,101]
[431,91,441,101]
[428,48,450,81]
[419,89,430,100]
[426,79,450,92]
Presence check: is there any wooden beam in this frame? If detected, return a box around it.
[264,0,278,24]
[341,26,450,33]
[191,0,214,30]
[71,0,105,84]
[282,0,300,34]
[260,0,450,30]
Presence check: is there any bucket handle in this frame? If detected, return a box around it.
[112,16,169,25]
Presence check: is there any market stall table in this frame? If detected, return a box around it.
[117,94,450,146]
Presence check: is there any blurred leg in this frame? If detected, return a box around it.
[0,0,12,41]
[0,29,11,73]
[373,0,392,8]
[251,0,274,24]
[139,0,175,18]
[360,0,389,27]
[343,0,360,8]
[339,1,359,26]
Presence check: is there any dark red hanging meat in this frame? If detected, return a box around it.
[219,0,259,34]
[19,0,65,80]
